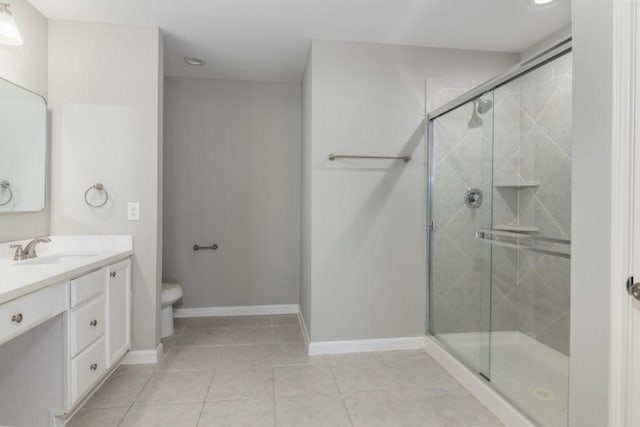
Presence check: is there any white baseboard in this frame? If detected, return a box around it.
[423,335,535,427]
[308,336,424,356]
[174,304,299,318]
[297,311,310,350]
[122,343,163,365]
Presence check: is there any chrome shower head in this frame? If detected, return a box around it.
[477,99,493,114]
[467,98,493,128]
[468,100,483,128]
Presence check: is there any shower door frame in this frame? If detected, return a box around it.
[425,37,573,366]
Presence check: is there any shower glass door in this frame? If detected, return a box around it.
[427,48,572,427]
[428,92,495,378]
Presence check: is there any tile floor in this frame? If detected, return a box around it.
[70,315,502,426]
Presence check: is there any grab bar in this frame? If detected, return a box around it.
[475,229,570,259]
[193,243,218,251]
[328,154,411,162]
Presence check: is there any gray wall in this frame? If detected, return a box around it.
[0,0,49,243]
[163,78,301,308]
[302,40,518,342]
[48,21,163,352]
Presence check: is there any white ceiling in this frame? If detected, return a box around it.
[27,0,571,82]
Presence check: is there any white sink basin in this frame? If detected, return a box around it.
[19,254,99,266]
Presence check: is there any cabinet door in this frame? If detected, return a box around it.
[105,259,131,368]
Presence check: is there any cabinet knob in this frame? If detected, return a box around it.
[110,271,116,278]
[89,319,98,327]
[90,363,98,371]
[11,313,23,323]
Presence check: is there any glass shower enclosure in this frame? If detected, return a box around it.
[427,41,572,427]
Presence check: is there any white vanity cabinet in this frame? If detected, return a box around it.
[65,258,132,408]
[106,259,131,368]
[0,284,67,346]
[0,236,134,426]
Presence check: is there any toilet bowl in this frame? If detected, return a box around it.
[161,282,183,338]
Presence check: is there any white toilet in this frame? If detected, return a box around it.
[161,282,184,338]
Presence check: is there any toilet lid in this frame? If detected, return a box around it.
[162,282,183,298]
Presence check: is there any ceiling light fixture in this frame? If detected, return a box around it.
[0,3,22,46]
[184,56,206,66]
[528,0,557,5]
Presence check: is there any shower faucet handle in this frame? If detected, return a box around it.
[464,188,483,209]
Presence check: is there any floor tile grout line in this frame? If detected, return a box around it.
[195,370,215,427]
[114,368,156,426]
[272,363,278,427]
[328,364,356,427]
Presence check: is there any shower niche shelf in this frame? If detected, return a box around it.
[493,225,539,233]
[493,181,541,189]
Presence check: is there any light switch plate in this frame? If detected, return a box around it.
[127,202,140,220]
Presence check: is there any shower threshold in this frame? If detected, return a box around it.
[434,331,569,427]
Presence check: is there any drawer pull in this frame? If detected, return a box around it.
[90,363,98,371]
[11,313,23,323]
[110,271,116,278]
[89,319,98,327]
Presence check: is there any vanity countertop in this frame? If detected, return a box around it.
[0,235,132,305]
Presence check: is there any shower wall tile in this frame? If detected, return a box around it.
[493,93,521,161]
[519,109,535,143]
[534,255,571,313]
[434,107,471,156]
[517,250,536,282]
[492,297,524,332]
[492,285,505,306]
[433,120,463,162]
[433,259,491,333]
[433,161,470,225]
[432,232,471,304]
[442,207,487,260]
[515,125,565,184]
[535,195,567,239]
[537,76,572,155]
[491,246,518,298]
[446,130,487,188]
[536,313,570,355]
[506,268,565,338]
[536,157,572,235]
[519,74,562,120]
[552,53,572,78]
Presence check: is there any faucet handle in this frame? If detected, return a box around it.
[10,244,25,261]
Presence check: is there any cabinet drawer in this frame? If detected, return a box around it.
[71,336,105,404]
[69,296,104,357]
[0,287,51,345]
[70,269,105,308]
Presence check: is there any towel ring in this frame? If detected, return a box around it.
[0,180,13,207]
[84,183,109,208]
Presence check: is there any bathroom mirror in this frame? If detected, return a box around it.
[0,77,47,212]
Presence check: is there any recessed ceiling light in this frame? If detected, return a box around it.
[184,56,206,66]
[528,0,557,5]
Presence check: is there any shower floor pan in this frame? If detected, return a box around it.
[436,331,569,427]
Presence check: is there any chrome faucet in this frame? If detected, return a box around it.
[11,237,51,261]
